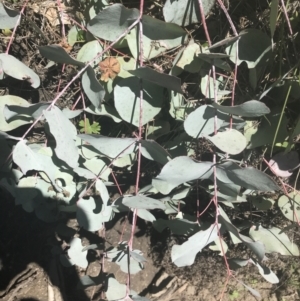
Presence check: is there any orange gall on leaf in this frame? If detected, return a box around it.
[99,57,120,82]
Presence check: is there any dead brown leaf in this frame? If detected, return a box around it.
[58,41,72,53]
[31,1,70,27]
[99,57,120,82]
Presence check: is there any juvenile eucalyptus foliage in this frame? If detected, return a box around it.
[0,0,299,300]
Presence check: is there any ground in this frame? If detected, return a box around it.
[1,191,300,301]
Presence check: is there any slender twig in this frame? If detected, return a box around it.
[216,0,238,36]
[56,0,66,39]
[6,0,29,54]
[128,0,145,295]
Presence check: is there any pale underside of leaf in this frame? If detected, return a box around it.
[44,106,79,169]
[171,223,219,267]
[152,156,213,194]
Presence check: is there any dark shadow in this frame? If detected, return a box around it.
[0,187,90,301]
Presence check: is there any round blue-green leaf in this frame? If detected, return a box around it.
[249,225,299,256]
[0,54,40,88]
[227,166,279,191]
[77,40,104,66]
[278,192,300,222]
[152,156,213,195]
[184,105,222,138]
[171,224,219,267]
[163,0,216,26]
[87,4,139,42]
[77,196,107,231]
[68,237,88,268]
[44,106,79,169]
[225,29,271,68]
[114,77,164,127]
[0,3,20,29]
[206,129,247,155]
[0,95,32,131]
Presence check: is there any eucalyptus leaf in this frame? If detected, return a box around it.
[208,36,240,50]
[0,95,32,131]
[184,104,239,138]
[15,177,39,212]
[163,0,216,26]
[87,4,139,41]
[79,134,137,158]
[84,104,122,123]
[82,66,105,109]
[209,237,228,256]
[131,295,151,301]
[62,108,82,119]
[129,67,183,94]
[44,106,79,169]
[140,140,170,165]
[249,258,279,284]
[278,192,300,222]
[77,40,104,66]
[0,53,40,88]
[107,246,143,275]
[127,15,187,60]
[171,224,219,267]
[13,141,61,191]
[206,129,247,155]
[77,196,112,231]
[73,167,96,179]
[67,25,79,46]
[269,151,299,178]
[95,179,109,204]
[146,120,170,140]
[136,208,156,222]
[227,258,249,270]
[83,157,111,181]
[244,111,288,149]
[225,29,271,68]
[4,102,49,121]
[249,225,299,256]
[219,210,265,261]
[77,273,104,289]
[200,75,227,100]
[106,277,126,301]
[39,45,84,67]
[153,217,198,236]
[0,3,20,29]
[152,156,213,195]
[212,100,270,117]
[174,41,203,74]
[250,195,275,211]
[113,153,136,168]
[130,251,147,263]
[226,166,279,191]
[114,77,164,126]
[123,195,166,210]
[68,237,88,268]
